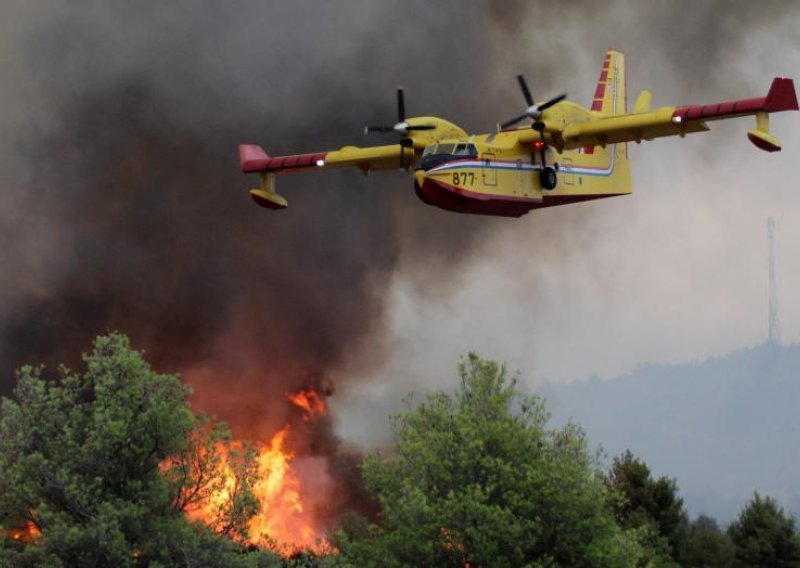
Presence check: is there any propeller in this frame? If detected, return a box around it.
[365,87,436,134]
[501,75,567,173]
[365,87,436,170]
[500,75,566,130]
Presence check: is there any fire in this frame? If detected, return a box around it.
[5,518,41,545]
[286,388,327,421]
[246,426,318,549]
[183,386,331,555]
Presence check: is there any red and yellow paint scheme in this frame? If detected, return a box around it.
[239,51,798,218]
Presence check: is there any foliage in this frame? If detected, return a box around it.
[727,492,800,567]
[0,333,275,567]
[336,353,644,567]
[682,514,734,568]
[606,450,689,564]
[162,416,261,540]
[7,336,800,567]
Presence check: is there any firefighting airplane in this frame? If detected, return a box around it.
[238,51,798,217]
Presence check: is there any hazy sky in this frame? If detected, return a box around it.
[1,1,799,451]
[332,2,800,445]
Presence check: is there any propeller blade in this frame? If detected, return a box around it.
[517,74,534,106]
[368,88,431,138]
[537,93,567,112]
[397,87,406,122]
[365,125,395,134]
[501,114,528,129]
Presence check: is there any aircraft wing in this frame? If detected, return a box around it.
[239,143,412,174]
[560,77,798,152]
[238,143,414,209]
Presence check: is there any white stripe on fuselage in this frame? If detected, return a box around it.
[428,148,616,178]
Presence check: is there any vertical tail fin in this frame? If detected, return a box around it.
[591,50,627,116]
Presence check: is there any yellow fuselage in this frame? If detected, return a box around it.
[410,118,631,217]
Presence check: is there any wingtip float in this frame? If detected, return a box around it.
[239,51,798,218]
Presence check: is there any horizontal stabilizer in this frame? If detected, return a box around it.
[633,90,651,114]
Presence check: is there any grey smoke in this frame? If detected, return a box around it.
[1,1,799,462]
[0,0,512,407]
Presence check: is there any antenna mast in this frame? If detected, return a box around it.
[768,216,781,345]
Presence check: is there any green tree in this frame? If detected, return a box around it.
[336,353,643,567]
[683,514,734,567]
[606,450,689,563]
[0,333,279,567]
[728,492,800,567]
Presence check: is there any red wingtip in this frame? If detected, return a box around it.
[765,77,799,112]
[238,144,271,172]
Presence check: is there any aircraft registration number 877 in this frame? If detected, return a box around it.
[238,50,798,217]
[452,172,475,186]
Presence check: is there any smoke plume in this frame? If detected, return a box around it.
[0,0,539,531]
[1,0,799,527]
[0,1,511,401]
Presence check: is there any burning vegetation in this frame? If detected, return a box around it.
[4,334,800,566]
[5,519,41,546]
[0,334,368,564]
[171,385,336,554]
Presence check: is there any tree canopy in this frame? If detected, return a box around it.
[727,492,800,567]
[683,514,734,567]
[5,335,800,567]
[337,353,643,567]
[606,450,689,563]
[0,333,278,567]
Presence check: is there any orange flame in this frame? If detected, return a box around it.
[183,387,331,555]
[246,426,320,550]
[5,518,41,545]
[286,388,327,421]
[441,527,470,567]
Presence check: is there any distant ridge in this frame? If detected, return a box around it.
[541,341,800,524]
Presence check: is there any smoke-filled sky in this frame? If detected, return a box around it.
[1,1,799,451]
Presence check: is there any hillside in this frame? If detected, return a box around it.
[541,342,800,524]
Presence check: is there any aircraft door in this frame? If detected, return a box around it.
[481,153,497,186]
[561,157,574,185]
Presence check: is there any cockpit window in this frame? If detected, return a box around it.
[453,144,477,157]
[421,143,476,158]
[417,143,478,171]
